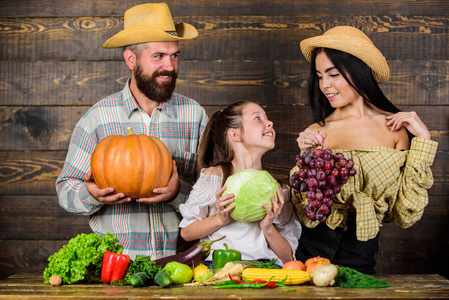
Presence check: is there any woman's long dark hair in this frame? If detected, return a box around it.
[308,47,400,125]
[197,100,252,185]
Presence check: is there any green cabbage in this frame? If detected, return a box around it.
[223,169,279,222]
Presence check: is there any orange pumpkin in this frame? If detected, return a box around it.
[90,127,172,198]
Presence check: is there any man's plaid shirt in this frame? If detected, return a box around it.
[56,79,208,259]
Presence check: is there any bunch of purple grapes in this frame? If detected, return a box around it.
[291,148,356,223]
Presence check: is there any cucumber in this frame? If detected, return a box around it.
[129,272,152,287]
[154,270,172,288]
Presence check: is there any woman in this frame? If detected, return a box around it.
[291,26,438,273]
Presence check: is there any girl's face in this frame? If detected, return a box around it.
[315,51,363,108]
[239,103,275,151]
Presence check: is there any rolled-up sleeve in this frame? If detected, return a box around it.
[392,138,438,228]
[56,121,103,215]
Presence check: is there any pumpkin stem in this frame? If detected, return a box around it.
[127,127,134,135]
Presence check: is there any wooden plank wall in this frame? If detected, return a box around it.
[0,0,448,280]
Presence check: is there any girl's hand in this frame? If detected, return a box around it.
[215,185,235,225]
[385,111,431,139]
[297,128,327,153]
[260,187,285,231]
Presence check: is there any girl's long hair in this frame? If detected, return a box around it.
[197,100,252,185]
[308,47,400,125]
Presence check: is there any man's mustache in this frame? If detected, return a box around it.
[153,70,177,78]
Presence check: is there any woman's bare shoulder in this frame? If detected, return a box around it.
[393,125,411,150]
[308,122,326,131]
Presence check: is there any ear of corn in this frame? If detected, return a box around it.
[242,268,311,285]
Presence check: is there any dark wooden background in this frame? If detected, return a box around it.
[0,0,448,280]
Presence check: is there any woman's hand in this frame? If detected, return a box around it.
[297,128,327,153]
[386,111,431,139]
[260,187,285,231]
[215,185,235,226]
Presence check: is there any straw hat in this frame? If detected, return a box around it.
[300,26,389,83]
[103,3,198,48]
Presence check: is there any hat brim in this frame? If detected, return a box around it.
[300,34,389,83]
[103,22,198,48]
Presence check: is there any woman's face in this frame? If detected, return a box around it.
[239,103,275,151]
[315,51,363,108]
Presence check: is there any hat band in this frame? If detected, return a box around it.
[166,31,178,37]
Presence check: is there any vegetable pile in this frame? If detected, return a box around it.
[44,233,391,290]
[223,169,279,222]
[43,232,123,284]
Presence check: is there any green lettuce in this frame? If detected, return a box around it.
[43,232,123,284]
[223,169,279,222]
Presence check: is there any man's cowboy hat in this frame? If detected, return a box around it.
[103,3,198,48]
[300,26,389,83]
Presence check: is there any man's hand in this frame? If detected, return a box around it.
[84,171,131,204]
[136,160,181,204]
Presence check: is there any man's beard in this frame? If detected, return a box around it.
[134,64,177,104]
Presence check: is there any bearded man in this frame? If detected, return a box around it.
[56,3,208,259]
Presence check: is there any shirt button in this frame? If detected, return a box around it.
[358,223,363,227]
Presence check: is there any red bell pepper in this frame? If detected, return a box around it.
[101,251,131,283]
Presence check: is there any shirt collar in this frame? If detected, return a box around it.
[123,78,175,118]
[123,79,139,118]
[157,98,175,117]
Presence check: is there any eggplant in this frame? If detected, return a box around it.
[155,235,225,268]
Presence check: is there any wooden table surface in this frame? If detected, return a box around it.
[1,273,449,299]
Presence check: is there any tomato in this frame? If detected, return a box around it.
[282,260,305,271]
[163,262,193,285]
[305,256,331,274]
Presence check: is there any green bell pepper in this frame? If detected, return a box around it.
[212,243,242,271]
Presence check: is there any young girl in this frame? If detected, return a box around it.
[179,101,301,265]
[292,26,438,274]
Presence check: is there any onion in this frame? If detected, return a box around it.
[49,275,62,286]
[312,264,338,287]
